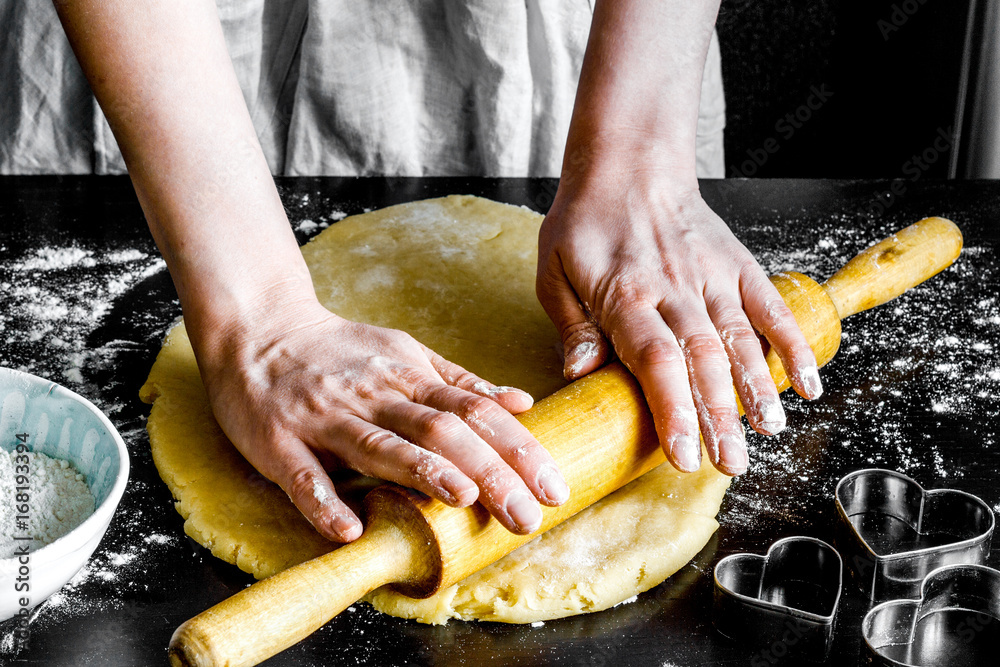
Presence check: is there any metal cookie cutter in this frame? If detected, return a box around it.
[863,564,1000,666]
[714,536,842,660]
[835,469,995,605]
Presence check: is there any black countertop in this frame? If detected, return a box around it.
[0,177,998,666]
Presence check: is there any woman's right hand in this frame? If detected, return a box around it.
[197,296,570,543]
[53,0,570,544]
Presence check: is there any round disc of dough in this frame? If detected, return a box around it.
[140,195,730,624]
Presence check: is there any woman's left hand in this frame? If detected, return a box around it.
[536,172,821,476]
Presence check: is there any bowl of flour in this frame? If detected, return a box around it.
[0,367,129,622]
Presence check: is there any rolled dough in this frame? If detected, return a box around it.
[140,195,731,624]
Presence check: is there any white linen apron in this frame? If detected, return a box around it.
[0,0,725,178]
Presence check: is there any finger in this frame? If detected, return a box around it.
[417,383,569,506]
[603,303,702,474]
[535,256,610,380]
[422,346,535,414]
[375,400,547,535]
[321,416,479,508]
[742,270,823,400]
[661,302,748,476]
[707,295,786,435]
[264,441,363,543]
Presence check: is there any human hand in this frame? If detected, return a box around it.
[536,174,822,476]
[197,297,570,543]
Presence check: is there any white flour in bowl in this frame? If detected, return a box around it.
[0,449,95,558]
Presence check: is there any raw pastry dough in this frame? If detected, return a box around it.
[140,195,730,624]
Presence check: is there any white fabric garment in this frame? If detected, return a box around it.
[0,0,725,178]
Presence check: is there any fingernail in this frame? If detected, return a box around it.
[331,514,362,542]
[758,400,786,434]
[474,382,534,407]
[497,386,534,408]
[670,435,702,472]
[564,341,598,380]
[475,381,526,397]
[496,386,533,399]
[505,490,543,533]
[799,365,824,400]
[719,433,749,475]
[440,469,475,506]
[536,465,570,504]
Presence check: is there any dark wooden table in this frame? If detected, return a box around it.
[1,177,998,666]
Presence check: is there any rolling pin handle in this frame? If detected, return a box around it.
[168,519,430,667]
[821,217,962,319]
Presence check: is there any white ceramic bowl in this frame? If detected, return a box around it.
[0,367,129,622]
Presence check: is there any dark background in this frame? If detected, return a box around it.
[717,0,971,179]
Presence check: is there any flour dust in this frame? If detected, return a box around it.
[718,213,999,534]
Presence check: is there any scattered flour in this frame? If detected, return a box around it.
[291,211,350,234]
[718,214,1000,533]
[0,449,95,558]
[295,219,320,234]
[286,190,348,236]
[0,244,166,402]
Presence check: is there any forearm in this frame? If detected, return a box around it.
[542,0,820,476]
[566,0,721,186]
[53,0,314,356]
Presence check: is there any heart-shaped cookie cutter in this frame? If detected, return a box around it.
[713,536,842,660]
[863,564,1000,666]
[835,469,995,605]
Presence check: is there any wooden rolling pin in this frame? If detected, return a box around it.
[168,217,963,667]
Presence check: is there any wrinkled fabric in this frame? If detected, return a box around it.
[0,0,725,177]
